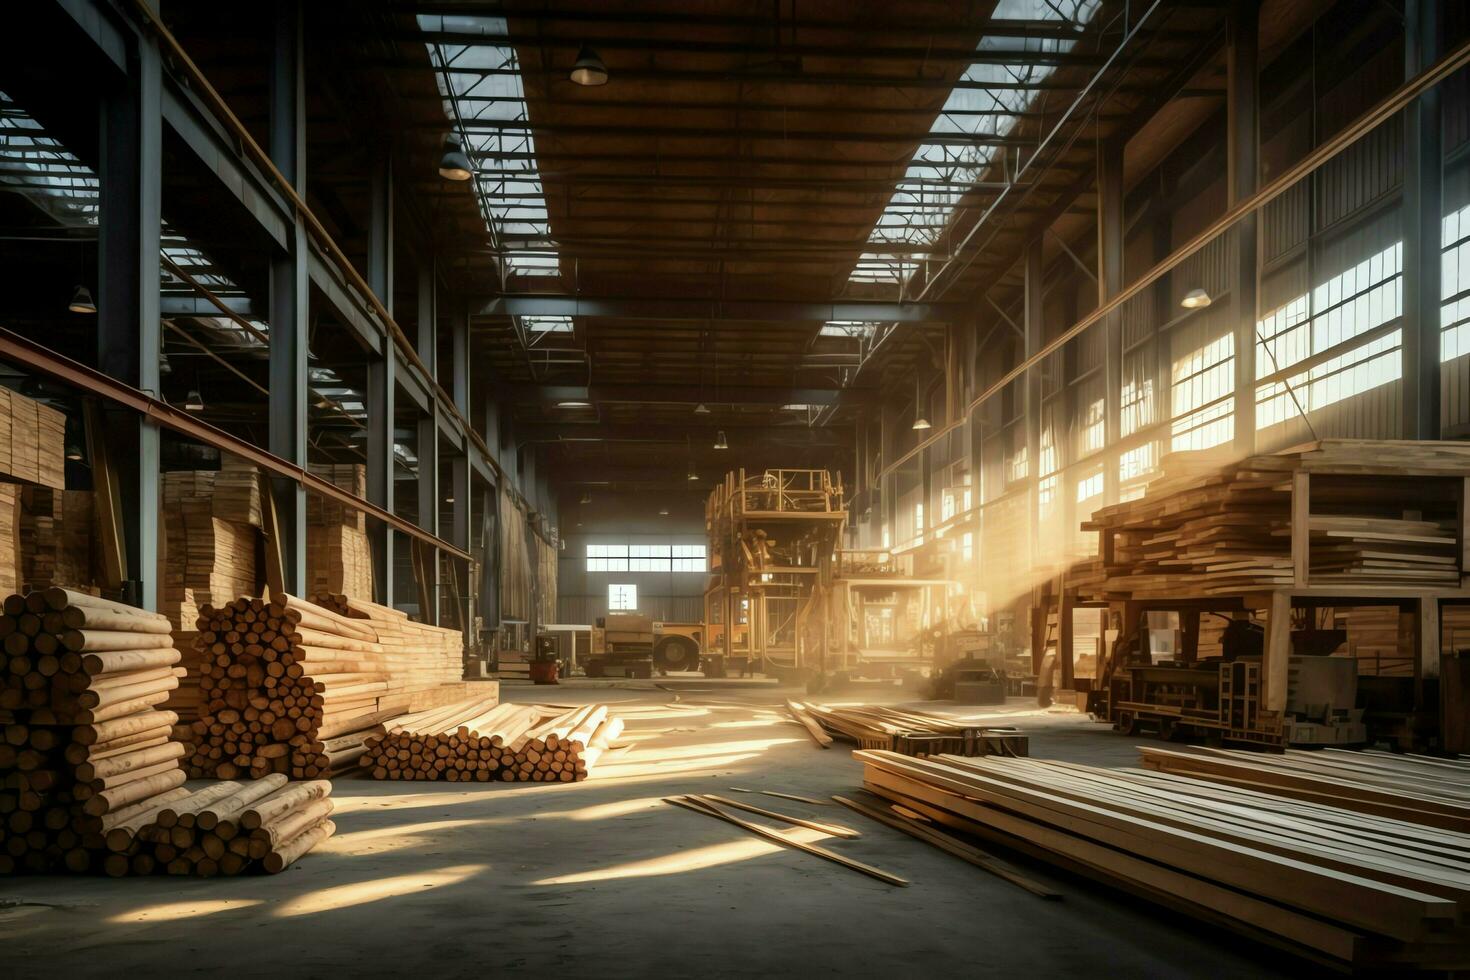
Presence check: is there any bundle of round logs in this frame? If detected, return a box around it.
[186,593,466,780]
[359,700,622,783]
[0,588,188,874]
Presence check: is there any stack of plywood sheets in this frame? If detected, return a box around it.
[859,750,1470,971]
[306,463,372,602]
[1078,440,1470,599]
[0,388,66,490]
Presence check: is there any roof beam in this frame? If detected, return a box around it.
[479,295,961,323]
[509,383,874,406]
[521,422,849,447]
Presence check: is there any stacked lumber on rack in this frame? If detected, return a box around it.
[859,751,1470,971]
[361,700,621,782]
[0,485,19,596]
[1139,745,1470,833]
[1077,440,1470,600]
[794,702,1028,757]
[186,593,470,779]
[307,464,373,602]
[99,775,334,876]
[0,388,66,490]
[0,588,187,874]
[160,466,259,629]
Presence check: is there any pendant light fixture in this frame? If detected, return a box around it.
[580,490,592,505]
[68,285,96,315]
[438,138,473,181]
[713,430,728,450]
[570,44,608,86]
[693,403,710,415]
[184,389,205,412]
[1180,287,1212,309]
[912,373,931,430]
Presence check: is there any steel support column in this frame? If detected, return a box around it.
[1404,0,1443,439]
[268,0,307,595]
[367,149,395,606]
[97,30,162,610]
[450,301,473,643]
[1097,136,1124,504]
[416,258,439,623]
[1228,0,1260,454]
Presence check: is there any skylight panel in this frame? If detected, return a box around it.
[419,15,559,278]
[848,0,1102,288]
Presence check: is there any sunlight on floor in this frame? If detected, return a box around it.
[274,864,487,917]
[532,827,831,885]
[327,818,490,846]
[106,898,264,924]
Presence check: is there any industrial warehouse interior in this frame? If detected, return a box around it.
[2,0,1470,975]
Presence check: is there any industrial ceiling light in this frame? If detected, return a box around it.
[687,468,699,481]
[659,507,670,516]
[570,44,608,86]
[912,416,931,431]
[693,403,710,415]
[65,442,84,462]
[438,138,473,181]
[183,389,205,411]
[713,430,728,450]
[1180,287,1212,309]
[68,285,96,314]
[556,400,591,408]
[580,490,592,504]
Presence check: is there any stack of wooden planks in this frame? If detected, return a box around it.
[361,700,621,782]
[185,593,470,779]
[1077,440,1470,599]
[792,702,1028,758]
[1139,745,1470,833]
[0,485,20,596]
[306,464,373,602]
[160,467,259,629]
[0,388,66,490]
[859,750,1470,971]
[0,588,188,873]
[19,488,95,593]
[97,775,333,876]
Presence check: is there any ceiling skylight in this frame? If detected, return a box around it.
[419,15,558,279]
[849,0,1102,287]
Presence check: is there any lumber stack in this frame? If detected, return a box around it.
[186,593,469,779]
[1077,440,1470,599]
[98,775,334,876]
[0,485,19,596]
[796,702,1028,758]
[1139,745,1470,833]
[859,750,1470,971]
[0,587,187,874]
[306,463,373,602]
[361,700,622,782]
[160,467,259,629]
[19,488,95,593]
[0,388,66,490]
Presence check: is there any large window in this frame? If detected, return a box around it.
[586,543,706,573]
[585,544,627,572]
[608,584,637,611]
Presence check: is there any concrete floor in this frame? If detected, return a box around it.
[0,681,1297,978]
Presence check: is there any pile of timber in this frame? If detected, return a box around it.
[0,387,66,490]
[98,775,333,876]
[361,700,622,782]
[0,588,187,873]
[1139,745,1470,833]
[19,488,95,594]
[186,593,468,779]
[791,701,1027,757]
[1076,440,1470,600]
[0,485,18,596]
[306,464,373,602]
[160,465,260,629]
[859,750,1470,971]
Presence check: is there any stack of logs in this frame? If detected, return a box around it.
[186,593,465,780]
[98,774,334,876]
[0,588,187,873]
[361,700,622,782]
